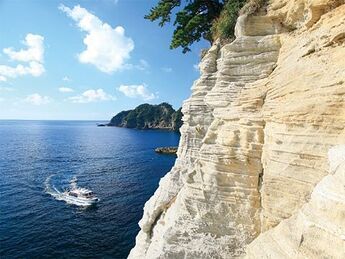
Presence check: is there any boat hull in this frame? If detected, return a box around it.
[62,194,99,207]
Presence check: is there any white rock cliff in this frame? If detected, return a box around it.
[129,1,345,258]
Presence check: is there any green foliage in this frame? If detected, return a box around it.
[145,0,269,52]
[171,107,183,131]
[145,0,181,26]
[211,0,247,41]
[108,103,182,131]
[145,0,223,53]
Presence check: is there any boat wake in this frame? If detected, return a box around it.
[44,175,64,200]
[45,175,98,207]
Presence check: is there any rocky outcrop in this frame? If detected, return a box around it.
[107,103,182,131]
[129,1,345,258]
[155,147,178,155]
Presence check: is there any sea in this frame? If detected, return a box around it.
[0,120,180,259]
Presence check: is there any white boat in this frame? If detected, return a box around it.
[61,178,99,206]
[62,187,99,206]
[45,175,99,207]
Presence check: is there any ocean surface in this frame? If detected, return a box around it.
[0,120,179,259]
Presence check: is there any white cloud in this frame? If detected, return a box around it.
[193,64,199,72]
[68,88,115,103]
[117,84,156,101]
[136,59,149,70]
[0,97,4,102]
[0,34,45,81]
[0,86,14,92]
[62,76,71,82]
[162,67,172,73]
[124,59,150,71]
[3,34,44,63]
[59,87,74,93]
[0,62,45,81]
[25,93,50,105]
[59,4,134,73]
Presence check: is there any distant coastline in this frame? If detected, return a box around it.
[102,103,182,132]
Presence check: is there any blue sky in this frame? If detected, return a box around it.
[0,0,208,120]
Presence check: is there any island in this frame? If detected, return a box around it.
[106,102,182,132]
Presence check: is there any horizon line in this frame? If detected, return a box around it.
[0,119,109,122]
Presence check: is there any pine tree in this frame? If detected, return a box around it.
[145,0,224,53]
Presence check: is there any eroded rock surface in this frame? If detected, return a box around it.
[245,146,345,258]
[128,43,220,259]
[129,1,345,258]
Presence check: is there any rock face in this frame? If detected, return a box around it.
[129,42,219,259]
[129,1,345,258]
[245,146,345,258]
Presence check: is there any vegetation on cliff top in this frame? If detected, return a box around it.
[108,103,183,131]
[145,0,265,53]
[211,0,247,42]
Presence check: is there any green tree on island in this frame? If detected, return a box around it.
[145,0,250,53]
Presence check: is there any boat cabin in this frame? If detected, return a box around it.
[69,189,95,199]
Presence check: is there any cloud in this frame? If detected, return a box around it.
[59,4,134,73]
[117,84,156,101]
[0,97,4,102]
[0,86,14,92]
[0,34,45,81]
[136,59,149,71]
[162,67,172,73]
[25,93,50,105]
[59,87,74,93]
[193,64,199,72]
[123,59,150,71]
[68,88,115,103]
[0,62,45,81]
[62,76,71,82]
[3,34,44,63]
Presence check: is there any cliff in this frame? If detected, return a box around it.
[129,1,345,258]
[107,103,182,131]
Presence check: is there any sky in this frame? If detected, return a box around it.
[0,0,209,120]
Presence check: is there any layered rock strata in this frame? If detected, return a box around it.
[245,146,345,258]
[258,0,345,231]
[128,44,220,258]
[129,1,345,258]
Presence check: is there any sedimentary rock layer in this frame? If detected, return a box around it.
[129,1,345,258]
[258,1,345,231]
[128,44,220,259]
[245,146,345,258]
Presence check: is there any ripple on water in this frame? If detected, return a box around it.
[0,121,179,258]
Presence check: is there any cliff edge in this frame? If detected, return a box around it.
[129,0,345,258]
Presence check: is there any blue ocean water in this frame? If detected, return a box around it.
[0,120,179,259]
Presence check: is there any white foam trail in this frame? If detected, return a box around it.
[45,175,64,200]
[45,175,96,207]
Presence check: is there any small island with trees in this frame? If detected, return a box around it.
[104,102,183,132]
